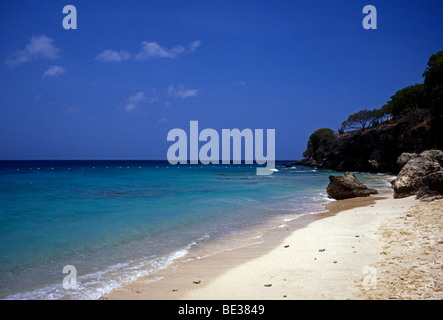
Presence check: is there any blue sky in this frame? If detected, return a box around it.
[0,0,442,160]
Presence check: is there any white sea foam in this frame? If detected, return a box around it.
[317,192,335,202]
[3,242,195,300]
[382,179,393,187]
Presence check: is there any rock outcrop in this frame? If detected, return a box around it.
[294,117,441,174]
[392,150,443,201]
[326,172,373,200]
[396,152,420,168]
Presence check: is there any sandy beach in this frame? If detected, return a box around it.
[102,194,442,300]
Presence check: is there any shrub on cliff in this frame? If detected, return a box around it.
[381,84,426,119]
[423,50,443,110]
[303,128,336,158]
[423,50,443,149]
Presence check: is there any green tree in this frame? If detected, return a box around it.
[381,84,425,119]
[423,50,443,149]
[423,50,443,110]
[341,109,374,131]
[303,128,336,158]
[371,108,388,126]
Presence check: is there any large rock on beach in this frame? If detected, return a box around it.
[396,152,419,168]
[326,172,372,200]
[393,150,443,200]
[419,149,443,164]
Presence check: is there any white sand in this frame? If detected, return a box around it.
[181,195,418,299]
[103,195,442,300]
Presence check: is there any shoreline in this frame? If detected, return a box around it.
[102,191,442,300]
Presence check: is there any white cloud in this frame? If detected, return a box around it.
[135,40,201,60]
[6,35,60,68]
[95,49,130,62]
[96,40,201,63]
[43,65,65,78]
[135,42,183,60]
[168,84,200,99]
[125,92,148,111]
[123,91,160,112]
[188,40,201,52]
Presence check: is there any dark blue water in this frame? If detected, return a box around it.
[0,160,393,299]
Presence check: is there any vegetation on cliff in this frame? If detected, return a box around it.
[303,128,336,158]
[298,50,443,173]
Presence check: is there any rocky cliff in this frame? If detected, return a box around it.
[289,49,443,174]
[293,117,440,174]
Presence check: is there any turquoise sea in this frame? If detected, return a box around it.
[0,161,393,299]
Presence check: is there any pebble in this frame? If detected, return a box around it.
[193,280,201,284]
[264,284,272,287]
[318,249,325,252]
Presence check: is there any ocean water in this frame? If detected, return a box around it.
[0,161,393,299]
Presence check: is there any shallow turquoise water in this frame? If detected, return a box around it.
[0,160,392,299]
